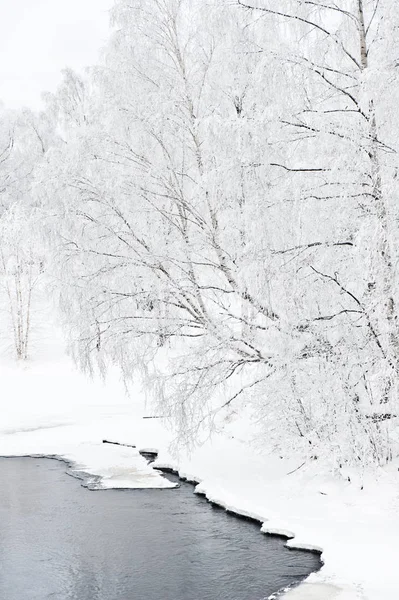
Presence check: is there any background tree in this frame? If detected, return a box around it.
[0,108,52,360]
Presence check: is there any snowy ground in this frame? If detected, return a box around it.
[0,329,174,490]
[1,331,398,600]
[152,427,399,600]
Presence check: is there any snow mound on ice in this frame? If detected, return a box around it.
[280,583,344,599]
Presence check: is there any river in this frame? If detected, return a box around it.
[0,457,320,599]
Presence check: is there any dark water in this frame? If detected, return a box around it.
[0,457,320,600]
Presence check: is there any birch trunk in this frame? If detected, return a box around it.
[358,0,399,381]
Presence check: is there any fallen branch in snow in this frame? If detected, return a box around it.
[102,439,136,448]
[142,416,165,419]
[286,461,306,475]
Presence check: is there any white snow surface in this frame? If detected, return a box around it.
[0,347,174,490]
[1,336,398,600]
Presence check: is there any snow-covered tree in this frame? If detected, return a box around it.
[236,0,399,463]
[40,0,399,467]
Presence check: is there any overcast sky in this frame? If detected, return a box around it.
[1,0,113,109]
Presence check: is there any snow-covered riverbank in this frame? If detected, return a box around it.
[1,348,397,600]
[153,431,399,600]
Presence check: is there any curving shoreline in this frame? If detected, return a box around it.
[0,450,322,599]
[145,452,325,600]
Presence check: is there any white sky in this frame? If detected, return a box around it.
[0,0,114,109]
